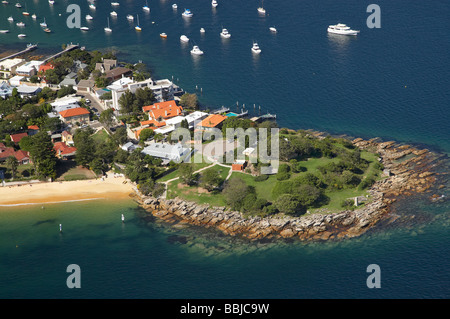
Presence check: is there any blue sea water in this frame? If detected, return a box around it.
[0,0,449,299]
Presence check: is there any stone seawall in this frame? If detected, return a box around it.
[133,136,443,241]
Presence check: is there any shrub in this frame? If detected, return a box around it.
[254,174,269,182]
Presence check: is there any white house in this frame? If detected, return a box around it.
[141,142,191,163]
[15,61,44,77]
[0,58,25,79]
[0,81,13,99]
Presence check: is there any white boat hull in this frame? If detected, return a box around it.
[327,27,359,36]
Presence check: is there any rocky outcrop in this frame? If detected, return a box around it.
[133,136,443,242]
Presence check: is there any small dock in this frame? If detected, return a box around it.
[212,106,230,114]
[41,43,80,63]
[0,44,38,62]
[250,113,277,122]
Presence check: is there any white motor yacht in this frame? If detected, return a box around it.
[257,0,265,14]
[16,21,25,27]
[212,0,218,8]
[251,41,261,54]
[110,11,118,17]
[220,28,231,38]
[7,16,14,22]
[127,14,134,21]
[180,35,189,42]
[48,0,54,5]
[80,26,89,31]
[190,45,203,55]
[89,3,96,10]
[172,3,177,9]
[18,33,26,37]
[31,14,37,19]
[327,23,359,35]
[0,30,9,33]
[15,2,21,8]
[269,26,277,33]
[86,15,93,20]
[111,2,119,6]
[182,9,193,17]
[200,27,205,33]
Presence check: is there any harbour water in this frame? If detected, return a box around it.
[0,0,449,298]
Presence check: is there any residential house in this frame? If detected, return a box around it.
[0,58,25,79]
[104,67,133,82]
[197,114,227,132]
[143,100,183,121]
[8,75,25,87]
[38,62,54,76]
[61,131,74,145]
[59,107,90,124]
[14,150,30,164]
[53,141,77,160]
[184,111,208,128]
[108,77,175,112]
[16,85,42,99]
[59,72,78,88]
[0,81,13,99]
[76,79,95,93]
[0,144,30,164]
[27,125,39,136]
[15,61,44,77]
[141,142,191,164]
[10,132,28,144]
[95,59,117,74]
[121,142,137,153]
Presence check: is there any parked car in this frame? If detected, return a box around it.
[85,99,91,104]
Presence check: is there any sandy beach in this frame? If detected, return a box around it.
[0,174,135,206]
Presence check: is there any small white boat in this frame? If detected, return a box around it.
[200,27,205,33]
[121,214,125,222]
[160,32,167,38]
[126,14,134,21]
[212,0,218,8]
[135,14,141,31]
[190,45,203,55]
[89,3,96,10]
[110,11,117,17]
[17,33,26,38]
[143,0,150,12]
[16,21,25,27]
[257,0,265,14]
[111,2,119,6]
[104,17,112,32]
[172,3,177,9]
[327,23,359,36]
[1,1,9,4]
[31,14,37,19]
[251,41,261,54]
[220,28,231,38]
[180,34,189,42]
[0,30,9,33]
[182,9,193,17]
[40,18,47,27]
[15,2,21,8]
[48,0,54,5]
[86,15,93,20]
[22,11,29,16]
[7,16,14,22]
[43,27,51,33]
[269,26,277,33]
[80,26,89,31]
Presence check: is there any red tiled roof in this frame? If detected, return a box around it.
[59,107,90,118]
[14,150,29,161]
[53,142,77,156]
[28,125,39,130]
[142,100,178,112]
[199,114,227,128]
[0,147,15,159]
[140,119,166,127]
[10,132,28,143]
[39,63,54,74]
[150,106,183,120]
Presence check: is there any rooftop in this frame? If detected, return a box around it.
[59,107,90,118]
[199,114,227,128]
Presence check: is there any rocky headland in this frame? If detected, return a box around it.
[132,135,446,242]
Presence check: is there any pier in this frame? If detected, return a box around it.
[0,44,38,62]
[41,43,80,63]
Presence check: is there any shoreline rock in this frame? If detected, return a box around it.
[132,135,445,242]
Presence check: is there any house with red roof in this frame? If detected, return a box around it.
[28,125,39,136]
[196,114,227,132]
[53,142,77,160]
[59,107,90,124]
[10,132,28,144]
[0,144,30,164]
[142,100,183,120]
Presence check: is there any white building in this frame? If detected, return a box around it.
[107,77,175,113]
[141,142,191,163]
[15,61,44,77]
[0,58,26,79]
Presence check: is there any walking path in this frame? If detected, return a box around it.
[160,161,233,199]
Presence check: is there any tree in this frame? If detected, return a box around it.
[57,85,76,98]
[28,131,57,180]
[222,177,254,211]
[134,87,156,110]
[274,194,304,216]
[138,128,154,146]
[200,167,223,192]
[18,136,33,152]
[99,108,115,128]
[118,90,135,114]
[178,163,196,185]
[73,128,96,168]
[111,126,128,146]
[5,156,18,180]
[179,93,198,110]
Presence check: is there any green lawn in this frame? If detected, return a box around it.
[228,172,278,201]
[92,129,110,144]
